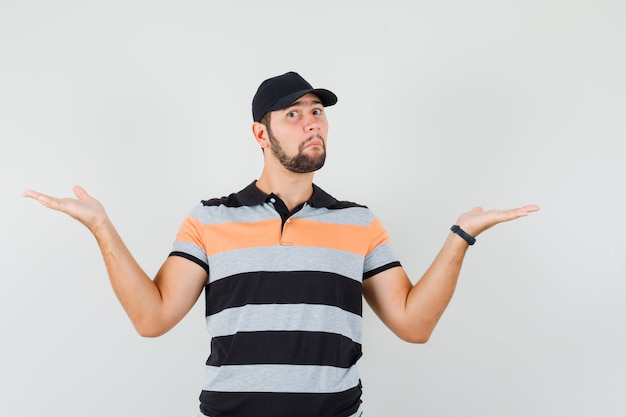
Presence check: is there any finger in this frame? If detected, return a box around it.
[22,189,40,199]
[22,189,54,206]
[521,204,541,213]
[499,205,540,221]
[23,189,78,215]
[508,204,541,217]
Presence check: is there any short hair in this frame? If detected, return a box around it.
[260,112,271,129]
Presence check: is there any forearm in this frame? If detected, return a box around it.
[364,204,539,344]
[403,233,468,341]
[92,219,164,335]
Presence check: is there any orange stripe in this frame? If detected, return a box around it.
[366,218,391,253]
[176,217,282,256]
[280,218,376,256]
[177,216,390,257]
[203,219,283,256]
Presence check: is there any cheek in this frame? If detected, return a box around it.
[320,120,329,134]
[274,127,300,144]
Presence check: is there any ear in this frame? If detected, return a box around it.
[252,122,270,149]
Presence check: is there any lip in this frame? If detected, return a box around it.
[303,134,324,149]
[304,140,323,148]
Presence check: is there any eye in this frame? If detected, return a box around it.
[313,108,323,115]
[287,111,299,118]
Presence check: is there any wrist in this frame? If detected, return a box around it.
[450,224,476,245]
[90,214,113,238]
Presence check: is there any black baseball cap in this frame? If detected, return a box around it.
[252,71,338,122]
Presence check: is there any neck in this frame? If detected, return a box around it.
[255,166,315,211]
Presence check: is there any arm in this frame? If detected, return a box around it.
[23,186,207,337]
[362,204,540,344]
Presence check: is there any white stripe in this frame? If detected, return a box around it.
[203,364,360,393]
[206,304,362,343]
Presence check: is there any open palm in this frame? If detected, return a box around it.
[23,186,109,233]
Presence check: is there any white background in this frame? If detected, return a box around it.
[1,1,625,416]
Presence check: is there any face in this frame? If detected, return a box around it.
[264,93,329,173]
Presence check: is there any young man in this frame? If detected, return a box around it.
[23,71,539,417]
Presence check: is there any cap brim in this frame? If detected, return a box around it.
[266,88,338,114]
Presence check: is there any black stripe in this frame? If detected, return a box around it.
[326,200,368,210]
[206,271,362,316]
[200,383,362,417]
[200,182,369,210]
[202,181,267,207]
[168,251,210,275]
[202,192,244,207]
[310,184,368,209]
[363,261,402,280]
[207,331,362,368]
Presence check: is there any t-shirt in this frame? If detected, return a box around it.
[170,182,400,417]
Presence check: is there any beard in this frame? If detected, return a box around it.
[267,128,326,174]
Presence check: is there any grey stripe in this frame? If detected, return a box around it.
[364,242,398,273]
[295,204,375,226]
[190,203,278,225]
[202,364,360,393]
[171,240,208,264]
[190,202,375,227]
[206,304,362,343]
[208,246,364,282]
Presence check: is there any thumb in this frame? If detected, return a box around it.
[73,185,89,200]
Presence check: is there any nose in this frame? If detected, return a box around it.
[303,113,321,131]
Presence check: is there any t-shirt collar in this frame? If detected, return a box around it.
[236,180,338,208]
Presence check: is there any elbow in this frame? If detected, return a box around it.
[137,327,166,338]
[394,323,435,344]
[133,319,169,338]
[399,331,432,344]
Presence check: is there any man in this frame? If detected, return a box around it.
[23,71,539,417]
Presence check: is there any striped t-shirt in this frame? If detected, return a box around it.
[170,181,400,417]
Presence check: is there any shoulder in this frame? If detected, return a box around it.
[187,183,269,224]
